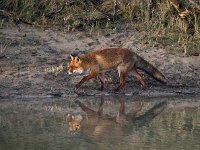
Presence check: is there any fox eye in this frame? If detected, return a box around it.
[74,66,79,69]
[75,57,81,62]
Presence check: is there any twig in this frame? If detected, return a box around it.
[45,2,66,18]
[0,44,7,59]
[113,0,118,21]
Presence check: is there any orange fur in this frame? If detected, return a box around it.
[67,48,167,91]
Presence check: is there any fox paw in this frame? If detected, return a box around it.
[98,86,104,91]
[74,83,81,89]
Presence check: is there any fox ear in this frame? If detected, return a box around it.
[70,54,74,60]
[70,53,81,61]
[66,114,74,122]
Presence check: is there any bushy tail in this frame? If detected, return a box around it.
[135,56,167,84]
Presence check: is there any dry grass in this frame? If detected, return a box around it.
[44,64,63,76]
[0,0,200,55]
[0,43,7,58]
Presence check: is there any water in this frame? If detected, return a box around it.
[0,96,199,150]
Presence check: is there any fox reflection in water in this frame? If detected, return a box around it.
[66,98,167,139]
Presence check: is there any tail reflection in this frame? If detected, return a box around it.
[134,101,167,128]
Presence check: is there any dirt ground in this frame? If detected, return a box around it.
[0,25,199,98]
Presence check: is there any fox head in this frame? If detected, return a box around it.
[66,114,83,131]
[67,54,84,75]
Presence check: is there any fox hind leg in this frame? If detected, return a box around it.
[115,69,126,92]
[98,73,105,91]
[132,67,145,88]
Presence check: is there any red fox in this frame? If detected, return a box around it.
[66,99,167,139]
[67,48,167,91]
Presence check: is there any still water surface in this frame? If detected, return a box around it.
[0,96,199,150]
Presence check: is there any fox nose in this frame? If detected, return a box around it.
[74,125,80,131]
[68,71,72,75]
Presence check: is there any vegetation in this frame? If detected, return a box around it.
[0,0,200,55]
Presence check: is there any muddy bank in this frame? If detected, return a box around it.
[0,26,200,98]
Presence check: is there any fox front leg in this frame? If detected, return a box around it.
[74,72,99,90]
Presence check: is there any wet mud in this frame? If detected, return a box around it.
[0,26,200,98]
